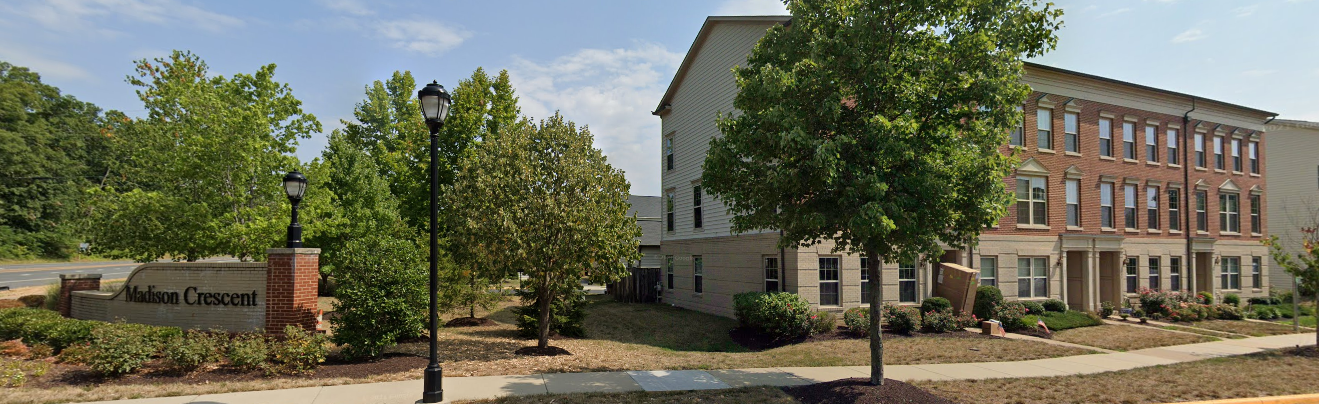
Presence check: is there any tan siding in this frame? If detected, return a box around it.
[1264,122,1319,291]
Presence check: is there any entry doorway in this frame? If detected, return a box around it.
[1098,251,1122,307]
[1195,252,1214,293]
[1065,251,1087,311]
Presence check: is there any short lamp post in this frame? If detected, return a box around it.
[282,171,308,248]
[417,80,451,404]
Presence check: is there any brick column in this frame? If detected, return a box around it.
[265,248,320,335]
[58,274,101,317]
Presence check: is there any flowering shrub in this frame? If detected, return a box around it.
[732,292,814,340]
[954,312,980,329]
[883,304,919,334]
[1020,300,1046,315]
[843,307,870,336]
[810,311,837,335]
[920,310,960,333]
[1197,291,1214,305]
[1136,288,1197,318]
[1215,304,1244,320]
[991,301,1030,331]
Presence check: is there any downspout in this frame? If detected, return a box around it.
[1182,98,1196,292]
[780,229,787,293]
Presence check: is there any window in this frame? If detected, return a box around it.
[764,257,779,292]
[1214,136,1224,170]
[1252,257,1262,288]
[1167,129,1179,165]
[1221,257,1240,290]
[1100,182,1115,229]
[664,137,674,171]
[1231,138,1242,172]
[1249,142,1259,174]
[1146,125,1158,162]
[1195,133,1205,167]
[1125,258,1138,293]
[693,256,704,293]
[1037,108,1053,149]
[1148,257,1161,291]
[1016,176,1047,226]
[1010,106,1024,146]
[1196,191,1208,231]
[1123,121,1136,159]
[1250,194,1261,234]
[1099,118,1113,157]
[666,256,674,289]
[692,185,703,229]
[1066,179,1080,227]
[1124,184,1138,229]
[1220,193,1240,233]
[1170,257,1182,291]
[980,257,997,287]
[1064,112,1079,152]
[819,257,839,306]
[860,257,870,303]
[899,261,917,303]
[1018,257,1048,298]
[1146,186,1160,230]
[1168,188,1181,231]
[665,192,675,231]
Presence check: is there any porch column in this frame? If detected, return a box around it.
[1088,247,1100,311]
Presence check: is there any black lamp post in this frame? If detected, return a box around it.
[282,171,308,248]
[417,80,451,404]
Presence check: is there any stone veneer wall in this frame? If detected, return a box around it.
[71,263,268,332]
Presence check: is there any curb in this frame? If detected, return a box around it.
[1170,393,1319,404]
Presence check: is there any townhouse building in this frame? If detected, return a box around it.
[655,16,1275,318]
[1262,119,1319,292]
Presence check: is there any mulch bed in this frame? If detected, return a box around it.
[513,346,572,356]
[445,317,497,327]
[783,378,958,404]
[730,326,999,352]
[31,353,430,388]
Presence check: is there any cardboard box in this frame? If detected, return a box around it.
[933,262,978,314]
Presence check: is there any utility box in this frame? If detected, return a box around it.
[933,262,978,314]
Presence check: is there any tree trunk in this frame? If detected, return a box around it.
[537,288,554,349]
[866,247,884,385]
[1314,289,1317,348]
[470,272,477,318]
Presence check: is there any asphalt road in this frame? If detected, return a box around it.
[0,258,240,290]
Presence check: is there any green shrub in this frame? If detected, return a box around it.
[164,330,225,370]
[1042,299,1067,313]
[1223,293,1240,307]
[992,301,1029,331]
[1197,291,1214,304]
[843,307,870,336]
[55,342,91,364]
[883,304,919,334]
[269,325,327,374]
[227,334,269,371]
[973,286,1004,322]
[1100,301,1115,318]
[1023,310,1103,331]
[810,311,836,335]
[1277,291,1294,304]
[87,323,159,376]
[920,297,952,315]
[328,233,429,360]
[0,308,103,351]
[920,309,959,333]
[515,282,588,340]
[729,292,814,340]
[1215,304,1244,320]
[1021,300,1046,315]
[1249,296,1282,306]
[1132,308,1146,319]
[1251,305,1278,320]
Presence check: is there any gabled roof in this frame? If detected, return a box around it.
[652,16,791,115]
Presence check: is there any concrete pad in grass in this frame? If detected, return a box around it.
[542,371,642,394]
[194,386,321,404]
[707,368,812,387]
[626,370,730,391]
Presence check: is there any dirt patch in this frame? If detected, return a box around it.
[784,378,957,404]
[446,317,497,327]
[513,346,571,356]
[730,327,999,352]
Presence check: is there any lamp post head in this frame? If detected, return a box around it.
[283,171,308,203]
[417,80,452,132]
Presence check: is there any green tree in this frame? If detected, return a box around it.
[87,51,320,262]
[448,114,639,349]
[1263,232,1319,346]
[0,61,106,259]
[701,0,1061,385]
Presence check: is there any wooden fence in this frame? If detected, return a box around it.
[607,267,661,303]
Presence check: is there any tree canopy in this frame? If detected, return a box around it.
[702,0,1062,384]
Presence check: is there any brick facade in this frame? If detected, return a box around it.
[58,274,101,317]
[265,248,320,335]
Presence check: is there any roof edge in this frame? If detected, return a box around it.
[652,15,791,115]
[1024,62,1276,118]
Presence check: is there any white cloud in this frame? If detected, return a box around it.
[1171,28,1207,43]
[1097,8,1131,18]
[1241,69,1277,77]
[0,41,92,81]
[714,0,788,16]
[375,20,471,56]
[317,0,374,16]
[18,0,244,35]
[1233,5,1259,17]
[508,42,685,196]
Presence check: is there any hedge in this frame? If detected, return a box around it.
[732,292,814,340]
[1022,310,1103,331]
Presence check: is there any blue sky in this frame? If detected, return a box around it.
[1,0,1315,196]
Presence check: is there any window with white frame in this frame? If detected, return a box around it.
[664,137,674,171]
[1010,106,1024,146]
[1220,193,1240,233]
[819,257,839,306]
[1250,194,1261,234]
[1148,257,1161,291]
[1168,188,1181,231]
[1252,257,1262,288]
[1037,108,1053,149]
[1167,129,1179,165]
[1146,186,1160,230]
[1214,136,1225,169]
[1146,125,1158,162]
[1018,257,1048,298]
[860,257,871,303]
[665,192,675,231]
[1101,182,1115,229]
[764,257,779,292]
[1066,179,1080,227]
[1170,257,1182,291]
[1099,118,1113,157]
[1125,257,1138,293]
[666,256,674,289]
[693,256,704,293]
[1195,132,1205,167]
[1016,176,1047,226]
[1124,184,1138,229]
[692,185,703,229]
[1221,257,1240,290]
[1249,142,1259,174]
[1231,138,1242,172]
[899,261,917,303]
[1196,190,1208,231]
[1064,112,1079,152]
[1123,121,1136,159]
[980,257,997,287]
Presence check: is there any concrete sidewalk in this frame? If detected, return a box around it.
[77,333,1314,404]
